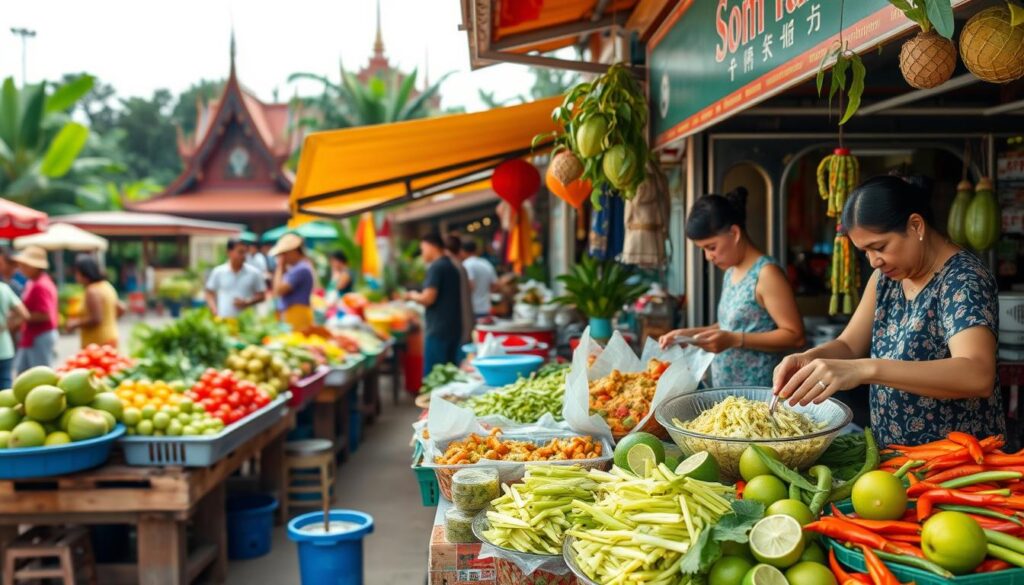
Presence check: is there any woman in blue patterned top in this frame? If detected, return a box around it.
[659,188,805,387]
[773,175,1004,446]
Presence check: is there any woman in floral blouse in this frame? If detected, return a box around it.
[659,187,805,387]
[773,175,1004,446]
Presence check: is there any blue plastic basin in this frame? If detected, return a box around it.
[471,355,544,387]
[226,493,279,560]
[0,425,125,479]
[287,510,374,585]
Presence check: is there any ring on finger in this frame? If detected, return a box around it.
[816,380,827,390]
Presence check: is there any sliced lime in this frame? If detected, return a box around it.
[749,514,805,569]
[742,563,790,585]
[626,443,657,476]
[675,451,721,482]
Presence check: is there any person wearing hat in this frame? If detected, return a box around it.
[269,233,315,332]
[12,246,58,373]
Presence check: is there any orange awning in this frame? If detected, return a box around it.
[288,97,560,226]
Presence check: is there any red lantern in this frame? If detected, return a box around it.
[492,158,540,210]
[561,179,593,210]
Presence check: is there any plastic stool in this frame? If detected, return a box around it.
[284,439,335,520]
[3,526,97,585]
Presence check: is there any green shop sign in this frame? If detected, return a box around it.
[648,0,973,147]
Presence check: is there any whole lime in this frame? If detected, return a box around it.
[922,511,987,574]
[743,475,788,508]
[741,563,789,585]
[722,541,756,563]
[799,541,826,565]
[767,499,816,526]
[710,556,754,585]
[0,406,20,431]
[785,561,838,585]
[739,445,780,481]
[852,470,907,520]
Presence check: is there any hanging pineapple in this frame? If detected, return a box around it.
[888,0,958,89]
[817,148,861,315]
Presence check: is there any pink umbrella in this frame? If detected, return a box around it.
[0,199,47,239]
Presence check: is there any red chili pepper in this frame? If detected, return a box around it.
[906,472,919,487]
[975,559,1013,573]
[916,489,1011,521]
[829,548,865,585]
[850,575,873,585]
[890,439,960,452]
[736,480,745,498]
[924,464,987,483]
[900,509,918,523]
[804,518,911,556]
[886,533,922,544]
[949,431,986,464]
[908,481,942,497]
[984,454,1024,467]
[967,516,1023,534]
[836,517,921,536]
[924,437,1004,472]
[860,544,900,585]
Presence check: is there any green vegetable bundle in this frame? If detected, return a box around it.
[482,465,597,555]
[467,364,569,423]
[123,308,232,383]
[420,363,471,395]
[568,464,738,582]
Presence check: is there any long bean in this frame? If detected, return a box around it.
[936,504,1023,526]
[751,445,820,493]
[808,465,832,515]
[988,543,1024,568]
[941,471,1023,489]
[867,547,954,579]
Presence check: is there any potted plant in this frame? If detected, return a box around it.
[157,276,197,318]
[554,256,647,341]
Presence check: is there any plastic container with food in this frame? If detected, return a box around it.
[451,467,500,513]
[444,507,478,543]
[655,386,851,481]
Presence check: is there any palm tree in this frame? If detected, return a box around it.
[0,75,116,214]
[288,65,451,130]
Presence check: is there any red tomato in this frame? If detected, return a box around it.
[210,388,228,400]
[227,393,241,407]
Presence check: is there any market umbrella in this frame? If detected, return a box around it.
[260,221,338,243]
[14,223,109,286]
[0,198,47,239]
[13,222,108,252]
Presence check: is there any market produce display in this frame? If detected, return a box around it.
[274,344,321,377]
[450,467,500,513]
[588,359,668,435]
[482,465,597,555]
[818,432,1024,582]
[267,332,347,366]
[419,363,472,396]
[57,344,134,378]
[188,368,275,425]
[334,328,385,354]
[226,345,291,396]
[434,429,603,464]
[467,363,568,423]
[123,309,232,383]
[0,367,123,448]
[676,396,824,439]
[117,378,222,437]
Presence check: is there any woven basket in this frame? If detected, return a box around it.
[494,556,577,585]
[960,6,1024,83]
[899,30,957,89]
[550,150,584,186]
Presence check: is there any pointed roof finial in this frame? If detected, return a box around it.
[229,28,237,76]
[374,0,385,58]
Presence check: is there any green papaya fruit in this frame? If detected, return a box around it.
[602,144,638,190]
[947,180,973,246]
[965,177,1001,251]
[575,115,608,159]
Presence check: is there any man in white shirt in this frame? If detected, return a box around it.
[460,239,498,318]
[205,240,267,319]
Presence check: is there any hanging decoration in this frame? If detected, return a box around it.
[491,158,539,210]
[498,0,543,28]
[535,63,651,205]
[960,4,1024,84]
[816,148,859,219]
[354,212,380,279]
[545,150,594,209]
[506,204,536,275]
[888,0,957,89]
[621,164,669,268]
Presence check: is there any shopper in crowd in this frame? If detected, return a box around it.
[0,248,26,297]
[12,246,58,372]
[444,235,474,347]
[269,233,315,332]
[204,239,267,320]
[0,276,27,388]
[772,175,1003,446]
[659,187,805,386]
[461,239,498,319]
[64,254,126,349]
[407,233,463,373]
[260,242,277,274]
[243,235,269,278]
[329,251,354,297]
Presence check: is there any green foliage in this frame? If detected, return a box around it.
[156,274,198,301]
[554,256,647,319]
[125,308,232,383]
[816,43,866,125]
[889,0,955,39]
[288,66,450,134]
[681,500,765,574]
[382,239,425,296]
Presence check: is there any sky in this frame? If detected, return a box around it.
[0,0,541,112]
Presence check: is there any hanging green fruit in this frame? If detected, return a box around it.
[965,177,1001,251]
[947,180,973,246]
[816,148,859,218]
[575,116,608,158]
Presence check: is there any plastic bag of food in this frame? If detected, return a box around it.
[563,328,713,443]
[477,542,575,582]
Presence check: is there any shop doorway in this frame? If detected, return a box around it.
[721,162,772,254]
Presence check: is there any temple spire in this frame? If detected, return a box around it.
[229,28,237,76]
[373,0,385,58]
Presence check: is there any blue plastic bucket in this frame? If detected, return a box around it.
[288,510,374,585]
[226,493,279,560]
[348,408,362,453]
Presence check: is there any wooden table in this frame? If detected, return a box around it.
[0,410,295,585]
[313,366,360,462]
